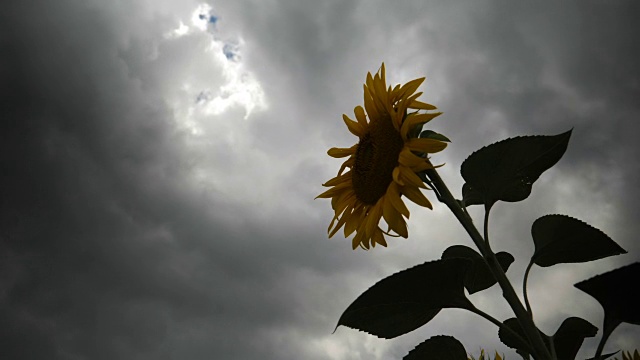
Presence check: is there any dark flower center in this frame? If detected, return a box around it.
[352,114,404,205]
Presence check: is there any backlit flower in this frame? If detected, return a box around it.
[317,63,447,249]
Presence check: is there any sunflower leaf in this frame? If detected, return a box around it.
[498,317,550,356]
[552,317,598,360]
[336,258,473,339]
[531,214,626,267]
[441,245,514,294]
[461,130,572,208]
[420,130,451,142]
[574,263,640,330]
[403,335,467,360]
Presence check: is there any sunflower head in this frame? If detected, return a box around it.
[317,63,448,250]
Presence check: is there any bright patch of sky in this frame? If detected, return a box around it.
[165,3,266,136]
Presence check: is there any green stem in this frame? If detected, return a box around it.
[595,315,621,358]
[424,168,553,360]
[467,304,535,355]
[483,208,491,248]
[523,261,534,318]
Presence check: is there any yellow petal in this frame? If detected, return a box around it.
[337,157,354,176]
[382,198,408,238]
[397,77,425,100]
[398,148,427,167]
[344,205,364,237]
[327,212,339,233]
[332,191,356,216]
[329,210,350,237]
[322,171,351,187]
[371,228,387,247]
[399,166,427,189]
[366,72,375,94]
[354,106,368,126]
[315,181,350,199]
[365,203,383,238]
[409,100,437,110]
[373,72,388,107]
[327,145,356,158]
[392,167,404,186]
[343,114,364,137]
[401,185,433,209]
[403,91,423,110]
[363,85,379,120]
[370,78,388,115]
[390,84,401,101]
[410,160,435,172]
[386,182,410,218]
[400,112,442,139]
[406,138,448,154]
[352,223,369,250]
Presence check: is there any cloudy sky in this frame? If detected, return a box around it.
[2,0,639,359]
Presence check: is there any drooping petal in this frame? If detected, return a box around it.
[322,171,351,187]
[410,160,435,172]
[386,182,410,218]
[344,205,364,237]
[315,181,351,199]
[371,228,387,247]
[399,166,428,189]
[398,147,427,167]
[329,209,351,237]
[352,222,369,250]
[382,198,408,238]
[332,191,356,216]
[337,157,354,176]
[401,185,433,209]
[364,202,384,239]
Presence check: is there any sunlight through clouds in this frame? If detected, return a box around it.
[165,3,267,136]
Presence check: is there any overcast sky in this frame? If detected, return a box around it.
[1,0,639,359]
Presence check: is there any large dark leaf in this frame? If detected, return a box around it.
[441,245,514,294]
[461,130,572,208]
[404,335,467,360]
[498,318,549,356]
[552,317,597,360]
[531,215,626,267]
[337,258,473,339]
[574,262,640,326]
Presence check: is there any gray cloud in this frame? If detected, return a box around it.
[2,0,639,359]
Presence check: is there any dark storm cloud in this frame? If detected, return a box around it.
[2,0,640,359]
[0,1,349,359]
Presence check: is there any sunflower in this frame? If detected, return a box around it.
[316,63,447,250]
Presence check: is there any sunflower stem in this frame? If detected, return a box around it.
[424,167,553,360]
[523,260,535,318]
[467,304,535,355]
